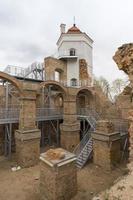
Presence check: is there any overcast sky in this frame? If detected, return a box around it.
[0,0,132,82]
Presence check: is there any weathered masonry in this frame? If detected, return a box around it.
[0,24,129,168]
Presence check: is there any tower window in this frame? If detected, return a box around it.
[71,78,77,86]
[70,48,76,56]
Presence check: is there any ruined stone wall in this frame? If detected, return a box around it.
[113,43,133,170]
[40,154,77,200]
[94,86,113,117]
[93,139,121,169]
[45,57,67,82]
[79,59,91,84]
[115,86,132,119]
[92,120,121,170]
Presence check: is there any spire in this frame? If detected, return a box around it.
[73,16,76,27]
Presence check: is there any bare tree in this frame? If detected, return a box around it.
[111,78,129,97]
[94,76,111,98]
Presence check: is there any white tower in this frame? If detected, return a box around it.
[57,23,93,87]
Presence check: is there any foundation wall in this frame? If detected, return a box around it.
[15,130,41,167]
[40,149,77,200]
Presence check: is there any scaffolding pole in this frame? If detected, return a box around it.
[4,123,12,159]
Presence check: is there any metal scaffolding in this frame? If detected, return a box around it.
[0,79,129,159]
[4,62,44,81]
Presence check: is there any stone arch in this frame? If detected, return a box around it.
[76,86,95,96]
[44,57,67,83]
[39,80,67,96]
[54,92,64,108]
[0,71,22,93]
[54,68,64,82]
[76,87,95,111]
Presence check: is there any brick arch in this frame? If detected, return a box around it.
[39,80,67,96]
[76,86,95,96]
[54,92,64,108]
[76,87,95,110]
[0,71,22,93]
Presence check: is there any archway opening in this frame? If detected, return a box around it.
[76,89,94,140]
[76,89,94,112]
[0,72,22,158]
[54,68,64,83]
[38,81,66,151]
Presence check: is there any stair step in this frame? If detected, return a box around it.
[78,153,91,158]
[84,147,92,151]
[78,155,91,161]
[80,150,91,153]
[77,161,85,167]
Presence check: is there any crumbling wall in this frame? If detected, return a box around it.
[115,85,132,119]
[94,86,114,118]
[45,57,67,82]
[79,59,91,84]
[113,43,133,170]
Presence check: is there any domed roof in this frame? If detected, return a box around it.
[67,24,82,34]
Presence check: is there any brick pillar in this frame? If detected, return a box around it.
[60,93,80,152]
[40,148,77,200]
[15,90,41,167]
[92,120,121,170]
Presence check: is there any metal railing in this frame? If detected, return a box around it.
[4,62,44,80]
[0,107,130,134]
[78,108,129,133]
[110,118,129,134]
[57,50,78,58]
[77,108,100,120]
[36,107,63,121]
[0,107,63,124]
[0,108,19,124]
[73,132,91,157]
[44,77,92,87]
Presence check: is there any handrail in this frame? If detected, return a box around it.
[77,108,101,120]
[0,107,129,134]
[0,107,63,123]
[73,132,91,156]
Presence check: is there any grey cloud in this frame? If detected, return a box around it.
[4,42,47,63]
[0,1,23,27]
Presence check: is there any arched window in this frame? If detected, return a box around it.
[71,78,77,86]
[70,48,76,56]
[55,71,60,82]
[54,68,64,82]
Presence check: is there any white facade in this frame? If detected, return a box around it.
[57,25,93,87]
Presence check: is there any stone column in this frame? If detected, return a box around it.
[60,90,80,152]
[15,89,41,167]
[40,148,77,200]
[92,120,121,170]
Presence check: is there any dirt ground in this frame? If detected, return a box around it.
[97,163,133,200]
[0,156,128,200]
